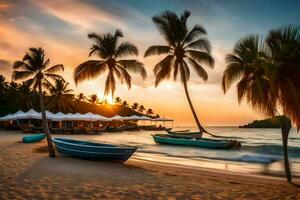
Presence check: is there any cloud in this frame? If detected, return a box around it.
[0,59,12,75]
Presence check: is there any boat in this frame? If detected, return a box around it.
[23,133,46,143]
[171,129,190,132]
[167,129,202,136]
[152,134,240,149]
[52,138,137,162]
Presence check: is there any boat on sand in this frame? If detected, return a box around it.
[22,133,46,143]
[52,138,137,162]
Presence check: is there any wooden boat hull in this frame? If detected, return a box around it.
[52,138,137,162]
[23,133,46,143]
[167,130,201,135]
[153,134,234,149]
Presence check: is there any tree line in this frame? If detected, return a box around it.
[0,75,157,117]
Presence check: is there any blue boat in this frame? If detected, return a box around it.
[52,138,137,162]
[23,133,46,143]
[153,134,240,149]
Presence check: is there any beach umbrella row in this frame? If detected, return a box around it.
[0,109,173,122]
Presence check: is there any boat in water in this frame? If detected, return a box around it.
[152,134,240,149]
[167,129,201,135]
[23,133,45,143]
[52,138,137,162]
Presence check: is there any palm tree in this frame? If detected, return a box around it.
[12,47,64,157]
[115,96,122,104]
[77,93,86,101]
[122,100,129,107]
[145,10,214,134]
[138,105,145,113]
[132,102,139,110]
[88,94,99,104]
[17,81,36,110]
[74,30,147,100]
[0,75,8,103]
[47,79,74,112]
[222,26,300,183]
[0,75,7,94]
[146,108,154,116]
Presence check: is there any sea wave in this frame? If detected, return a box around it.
[138,149,281,164]
[242,144,300,158]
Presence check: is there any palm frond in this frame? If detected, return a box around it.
[114,42,138,58]
[183,24,207,45]
[13,61,34,71]
[173,59,179,81]
[153,55,174,86]
[104,71,116,97]
[42,77,54,89]
[152,11,178,47]
[22,51,38,70]
[184,38,211,53]
[42,58,50,69]
[45,64,64,73]
[144,45,173,57]
[115,66,132,89]
[117,60,147,79]
[222,54,245,92]
[12,71,34,81]
[44,73,63,81]
[187,50,214,67]
[179,61,191,83]
[186,57,208,81]
[74,60,106,85]
[114,29,124,38]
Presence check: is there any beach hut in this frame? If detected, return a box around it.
[0,110,26,121]
[82,112,98,121]
[151,117,174,128]
[50,112,66,121]
[109,115,124,121]
[93,113,111,121]
[17,109,42,120]
[45,111,56,120]
[122,115,140,121]
[0,113,15,121]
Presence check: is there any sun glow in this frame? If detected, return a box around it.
[102,95,115,105]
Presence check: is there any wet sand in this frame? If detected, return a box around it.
[0,131,299,199]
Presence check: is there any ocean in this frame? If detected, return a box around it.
[62,127,300,177]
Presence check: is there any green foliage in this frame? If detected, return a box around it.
[239,116,284,128]
[222,25,300,128]
[46,79,74,112]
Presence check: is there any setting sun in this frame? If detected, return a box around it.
[102,95,115,105]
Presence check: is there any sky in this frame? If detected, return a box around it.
[0,0,299,126]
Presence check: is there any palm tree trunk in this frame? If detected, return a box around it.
[182,80,208,135]
[280,117,292,183]
[38,82,56,157]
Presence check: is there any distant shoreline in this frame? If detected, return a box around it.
[238,116,284,128]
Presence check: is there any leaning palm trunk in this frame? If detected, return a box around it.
[182,79,208,136]
[38,82,56,157]
[280,117,292,183]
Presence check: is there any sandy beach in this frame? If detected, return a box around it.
[0,131,299,200]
